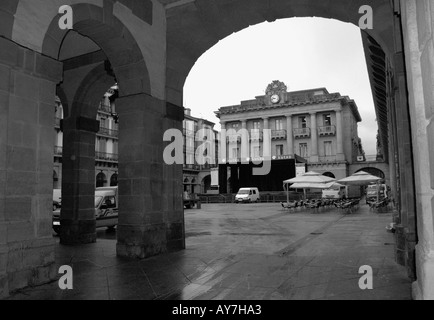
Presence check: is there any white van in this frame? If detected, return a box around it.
[235,187,260,203]
[322,185,346,199]
[52,187,118,234]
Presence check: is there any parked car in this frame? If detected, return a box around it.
[235,187,260,203]
[52,187,118,234]
[53,189,61,211]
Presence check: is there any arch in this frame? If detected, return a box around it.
[166,0,395,106]
[41,3,151,98]
[323,172,335,179]
[110,173,118,187]
[202,175,211,193]
[70,62,117,119]
[96,172,107,188]
[356,167,385,180]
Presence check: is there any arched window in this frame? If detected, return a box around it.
[110,173,118,186]
[96,172,107,188]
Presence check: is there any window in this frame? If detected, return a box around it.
[232,148,240,159]
[100,117,107,128]
[299,116,307,128]
[324,141,332,156]
[253,146,261,158]
[275,119,283,130]
[276,145,284,156]
[324,114,332,126]
[299,143,308,158]
[98,138,107,153]
[253,121,261,129]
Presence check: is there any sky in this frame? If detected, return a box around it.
[183,17,378,155]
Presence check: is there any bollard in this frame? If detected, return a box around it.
[196,200,201,209]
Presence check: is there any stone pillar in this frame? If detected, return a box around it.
[286,115,293,155]
[336,109,345,161]
[241,120,249,162]
[310,113,318,162]
[0,37,62,298]
[263,117,271,159]
[219,121,226,161]
[60,116,99,245]
[116,94,185,259]
[401,0,434,300]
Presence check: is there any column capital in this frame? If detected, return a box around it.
[310,111,317,116]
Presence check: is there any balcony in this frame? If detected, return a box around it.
[184,164,201,171]
[271,130,287,140]
[98,127,119,138]
[318,125,336,136]
[98,104,112,114]
[96,152,118,162]
[250,130,263,141]
[293,128,311,139]
[227,133,241,143]
[54,146,63,156]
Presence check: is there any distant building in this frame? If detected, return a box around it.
[215,81,367,192]
[183,108,219,195]
[54,88,119,189]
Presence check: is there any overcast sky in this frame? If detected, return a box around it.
[183,17,378,155]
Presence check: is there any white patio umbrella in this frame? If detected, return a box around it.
[337,171,382,185]
[338,171,382,201]
[283,171,336,201]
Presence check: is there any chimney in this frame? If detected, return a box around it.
[185,108,191,116]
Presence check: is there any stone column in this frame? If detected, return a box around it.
[0,37,62,298]
[336,109,345,161]
[116,94,185,259]
[241,120,249,162]
[219,121,226,163]
[60,116,100,244]
[286,115,293,155]
[263,117,271,160]
[401,0,434,300]
[310,113,318,162]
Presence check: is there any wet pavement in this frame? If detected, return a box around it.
[8,202,412,300]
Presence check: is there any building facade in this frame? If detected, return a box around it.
[183,108,219,195]
[216,81,367,192]
[54,89,119,189]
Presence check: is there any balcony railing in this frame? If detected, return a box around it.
[98,127,119,138]
[319,156,337,162]
[184,164,201,171]
[227,133,241,143]
[272,130,287,140]
[98,104,112,113]
[96,152,118,162]
[54,146,63,156]
[293,128,311,139]
[318,125,336,136]
[250,130,263,141]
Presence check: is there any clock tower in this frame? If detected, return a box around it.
[265,80,288,105]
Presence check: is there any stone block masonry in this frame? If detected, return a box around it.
[0,37,62,298]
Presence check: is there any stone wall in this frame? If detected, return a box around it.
[401,0,434,300]
[0,37,62,298]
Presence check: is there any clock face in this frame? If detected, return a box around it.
[271,94,280,104]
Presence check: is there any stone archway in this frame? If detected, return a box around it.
[323,172,336,179]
